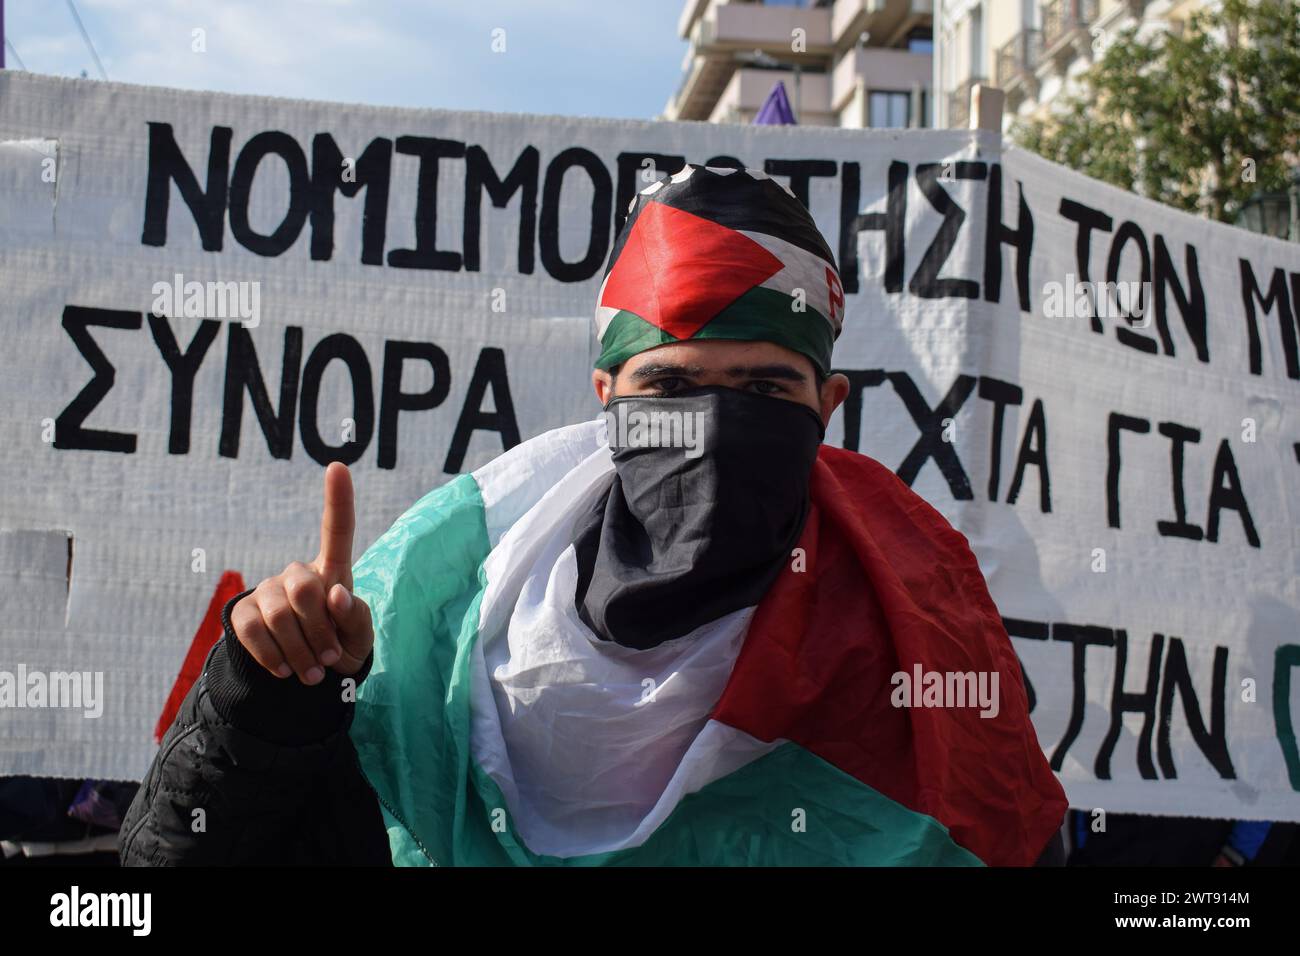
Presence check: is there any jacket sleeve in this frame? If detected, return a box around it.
[1033,827,1065,866]
[118,588,391,866]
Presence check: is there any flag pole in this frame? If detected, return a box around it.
[1,0,7,69]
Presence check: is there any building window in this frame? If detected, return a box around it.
[906,28,934,54]
[869,91,911,128]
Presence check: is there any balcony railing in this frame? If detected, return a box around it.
[1041,0,1099,52]
[947,76,985,129]
[995,29,1042,88]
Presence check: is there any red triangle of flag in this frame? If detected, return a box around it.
[601,202,783,340]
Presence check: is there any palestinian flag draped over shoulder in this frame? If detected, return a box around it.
[348,166,1067,866]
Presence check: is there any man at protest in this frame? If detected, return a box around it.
[120,164,1066,866]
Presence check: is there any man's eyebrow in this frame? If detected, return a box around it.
[627,362,808,383]
[628,363,706,381]
[724,364,807,383]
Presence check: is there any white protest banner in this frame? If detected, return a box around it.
[0,73,1297,823]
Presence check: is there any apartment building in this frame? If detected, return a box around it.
[662,0,935,128]
[937,0,1208,130]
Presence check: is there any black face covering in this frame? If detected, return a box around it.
[572,385,825,650]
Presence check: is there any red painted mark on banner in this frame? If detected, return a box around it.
[154,570,246,742]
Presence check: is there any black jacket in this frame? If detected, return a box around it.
[118,588,390,865]
[120,589,1065,866]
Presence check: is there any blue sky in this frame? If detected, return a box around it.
[2,0,690,119]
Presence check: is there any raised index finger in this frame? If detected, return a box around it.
[315,462,355,586]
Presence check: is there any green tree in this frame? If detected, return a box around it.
[1011,0,1300,222]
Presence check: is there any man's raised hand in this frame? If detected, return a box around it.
[230,462,374,684]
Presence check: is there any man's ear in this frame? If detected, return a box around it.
[818,372,851,428]
[593,367,615,406]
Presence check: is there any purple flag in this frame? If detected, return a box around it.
[753,80,796,126]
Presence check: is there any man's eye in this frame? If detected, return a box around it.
[648,377,686,394]
[748,380,785,395]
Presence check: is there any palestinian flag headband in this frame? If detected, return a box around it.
[593,164,845,376]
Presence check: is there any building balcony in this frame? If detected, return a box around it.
[947,75,985,129]
[699,2,834,52]
[833,0,933,48]
[1039,0,1100,70]
[831,45,931,111]
[665,1,836,122]
[995,29,1042,104]
[710,67,834,125]
[677,0,712,40]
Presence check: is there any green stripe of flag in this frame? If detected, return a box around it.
[351,473,493,867]
[595,286,836,374]
[381,740,981,866]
